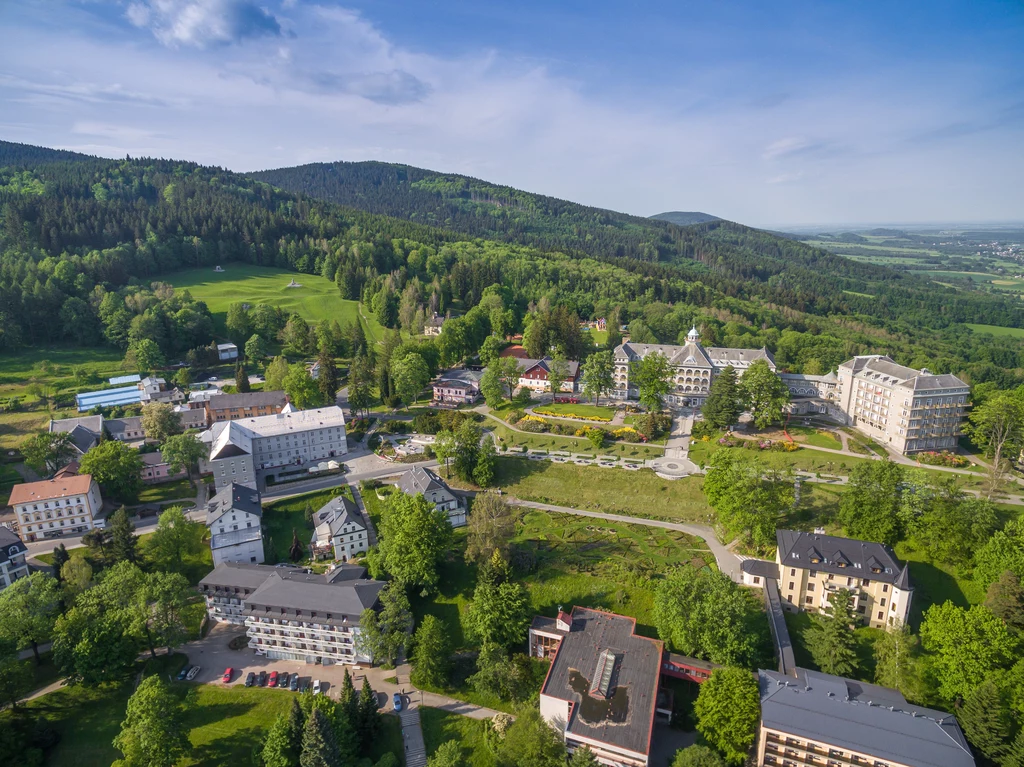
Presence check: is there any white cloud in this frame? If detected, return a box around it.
[125,0,283,48]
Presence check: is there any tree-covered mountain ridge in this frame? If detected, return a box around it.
[650,211,721,226]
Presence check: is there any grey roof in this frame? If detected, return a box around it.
[245,568,385,624]
[541,607,662,757]
[760,668,974,767]
[434,369,483,387]
[706,345,776,368]
[325,563,369,583]
[615,341,713,368]
[516,356,581,377]
[140,451,169,466]
[210,527,263,550]
[0,527,27,565]
[780,371,838,384]
[106,416,143,439]
[49,416,102,454]
[313,496,363,539]
[199,562,290,592]
[840,355,968,392]
[206,390,288,412]
[741,559,780,579]
[207,482,262,526]
[776,530,911,589]
[397,466,455,500]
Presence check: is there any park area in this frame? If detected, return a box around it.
[165,263,385,343]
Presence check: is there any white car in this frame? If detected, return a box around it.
[312,679,322,695]
[186,665,201,681]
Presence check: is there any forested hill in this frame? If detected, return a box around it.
[650,211,720,226]
[0,140,97,168]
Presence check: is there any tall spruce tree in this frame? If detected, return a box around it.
[805,589,859,677]
[317,347,339,404]
[51,544,70,584]
[109,506,139,564]
[262,714,300,767]
[358,677,381,743]
[300,708,340,767]
[701,366,743,430]
[235,360,250,392]
[957,678,1015,764]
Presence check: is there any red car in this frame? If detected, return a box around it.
[222,668,234,683]
[268,671,279,688]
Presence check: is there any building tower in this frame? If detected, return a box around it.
[687,325,700,344]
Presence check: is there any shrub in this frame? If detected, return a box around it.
[517,415,550,433]
[691,420,719,440]
[505,409,525,425]
[611,426,641,441]
[533,407,611,422]
[916,450,970,468]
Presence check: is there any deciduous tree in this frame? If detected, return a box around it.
[694,667,760,764]
[546,352,569,396]
[113,675,191,767]
[671,745,726,767]
[473,436,496,487]
[631,351,672,412]
[838,460,909,545]
[703,450,792,550]
[873,620,919,696]
[265,355,290,392]
[146,506,205,575]
[284,363,324,409]
[378,492,453,588]
[61,553,93,605]
[428,740,465,767]
[161,431,206,482]
[967,389,1024,498]
[141,401,180,442]
[79,440,144,502]
[581,350,614,406]
[920,602,1017,700]
[357,582,413,666]
[0,639,32,710]
[466,493,515,565]
[985,570,1024,632]
[974,518,1024,589]
[495,705,565,767]
[739,359,789,429]
[245,333,269,362]
[410,615,451,689]
[21,431,76,475]
[0,572,61,664]
[391,352,430,407]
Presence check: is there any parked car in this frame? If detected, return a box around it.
[186,666,201,681]
[245,672,256,687]
[312,679,322,695]
[268,671,279,688]
[221,668,233,683]
[257,670,267,687]
[299,678,310,693]
[177,666,190,681]
[289,673,299,692]
[393,693,403,712]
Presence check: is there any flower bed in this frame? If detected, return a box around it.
[517,415,550,433]
[533,407,612,423]
[916,450,970,468]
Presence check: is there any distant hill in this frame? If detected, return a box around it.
[0,140,96,168]
[650,211,721,226]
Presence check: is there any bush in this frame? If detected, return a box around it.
[916,450,970,468]
[691,420,719,440]
[367,433,383,451]
[533,407,611,422]
[377,420,411,435]
[517,415,549,433]
[611,426,642,441]
[505,409,526,425]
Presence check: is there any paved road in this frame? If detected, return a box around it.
[507,499,742,582]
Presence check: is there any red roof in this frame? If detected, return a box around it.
[499,345,530,359]
[8,475,94,506]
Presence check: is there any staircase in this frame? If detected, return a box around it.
[398,705,427,767]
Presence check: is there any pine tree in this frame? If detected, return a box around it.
[701,366,743,430]
[262,713,300,767]
[317,347,338,405]
[108,506,139,564]
[957,678,1014,763]
[300,708,340,767]
[235,360,250,392]
[873,620,918,696]
[287,698,305,756]
[569,745,601,766]
[1004,728,1024,767]
[410,615,451,689]
[805,589,859,677]
[339,668,356,718]
[357,677,381,744]
[51,544,70,583]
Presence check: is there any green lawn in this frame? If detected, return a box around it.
[532,403,616,421]
[785,426,843,451]
[966,323,1024,338]
[0,462,21,506]
[894,540,985,628]
[420,707,495,766]
[489,421,664,457]
[137,478,196,504]
[456,457,713,523]
[164,263,385,343]
[261,486,352,564]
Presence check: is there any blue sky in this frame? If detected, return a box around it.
[0,0,1021,227]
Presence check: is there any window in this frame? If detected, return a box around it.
[806,583,815,592]
[882,584,889,593]
[880,598,886,607]
[877,611,884,620]
[789,582,795,591]
[790,568,796,576]
[805,596,813,604]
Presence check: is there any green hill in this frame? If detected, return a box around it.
[650,211,720,226]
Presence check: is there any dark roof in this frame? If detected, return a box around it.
[199,562,288,592]
[516,357,581,378]
[245,568,385,626]
[741,559,780,579]
[541,607,661,757]
[531,615,569,637]
[776,530,911,589]
[140,451,169,466]
[397,466,455,499]
[0,527,27,565]
[760,668,974,767]
[313,496,363,538]
[324,563,369,583]
[206,482,262,525]
[206,390,288,412]
[106,416,143,438]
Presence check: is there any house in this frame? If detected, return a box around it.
[9,475,103,542]
[198,562,386,665]
[424,312,445,336]
[175,404,210,430]
[307,361,321,380]
[311,495,368,561]
[836,355,969,455]
[140,451,187,484]
[0,527,29,592]
[204,391,289,425]
[138,377,186,405]
[106,416,145,443]
[612,326,775,408]
[761,529,913,628]
[48,415,103,455]
[516,357,581,393]
[217,343,239,361]
[757,667,974,767]
[206,482,265,566]
[202,406,348,490]
[432,369,483,406]
[396,466,466,527]
[534,607,663,767]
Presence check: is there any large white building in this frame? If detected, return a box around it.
[198,562,385,665]
[612,326,776,408]
[206,482,265,566]
[203,406,348,489]
[0,527,29,592]
[311,495,368,561]
[836,355,969,455]
[9,475,103,542]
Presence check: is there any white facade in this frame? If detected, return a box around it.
[10,476,103,543]
[312,497,368,561]
[0,529,29,591]
[217,343,239,361]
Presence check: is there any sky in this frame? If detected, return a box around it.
[1,0,1022,228]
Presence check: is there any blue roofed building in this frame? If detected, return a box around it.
[75,385,143,412]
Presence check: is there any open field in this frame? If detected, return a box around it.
[967,323,1024,338]
[164,263,386,343]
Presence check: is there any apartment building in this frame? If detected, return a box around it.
[203,406,348,490]
[311,495,368,561]
[612,327,775,408]
[204,391,289,424]
[0,527,29,592]
[535,607,662,767]
[836,355,969,455]
[397,466,466,527]
[198,562,386,665]
[774,530,912,628]
[9,475,103,542]
[206,482,265,566]
[758,668,974,767]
